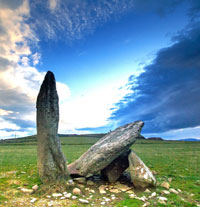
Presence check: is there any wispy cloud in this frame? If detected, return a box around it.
[29,0,134,41]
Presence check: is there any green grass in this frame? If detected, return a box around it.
[0,138,200,206]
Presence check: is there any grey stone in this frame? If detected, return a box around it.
[36,71,70,183]
[79,199,89,204]
[68,121,144,177]
[73,177,86,184]
[101,150,130,182]
[128,150,156,188]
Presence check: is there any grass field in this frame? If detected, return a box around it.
[0,137,199,206]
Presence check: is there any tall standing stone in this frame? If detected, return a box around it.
[36,71,70,183]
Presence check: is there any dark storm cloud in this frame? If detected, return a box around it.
[110,23,200,133]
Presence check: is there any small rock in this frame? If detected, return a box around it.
[87,180,95,186]
[47,201,54,207]
[158,199,166,205]
[129,193,136,198]
[162,190,170,195]
[144,189,151,193]
[73,188,81,195]
[30,198,37,203]
[89,189,95,193]
[177,189,182,193]
[79,199,89,204]
[99,185,107,194]
[64,192,72,198]
[109,188,121,193]
[114,183,132,192]
[60,197,65,200]
[143,202,150,207]
[104,198,111,202]
[74,177,86,184]
[158,196,168,201]
[101,201,106,205]
[126,190,135,194]
[168,178,173,182]
[72,196,77,200]
[161,182,170,189]
[136,196,147,202]
[20,188,34,194]
[151,192,156,197]
[52,193,62,198]
[68,179,74,184]
[32,185,39,191]
[46,195,51,198]
[67,179,75,186]
[169,188,179,194]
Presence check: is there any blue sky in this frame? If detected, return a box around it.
[0,0,200,139]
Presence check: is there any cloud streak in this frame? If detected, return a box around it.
[29,0,134,41]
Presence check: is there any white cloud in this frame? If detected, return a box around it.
[32,52,41,66]
[0,109,13,116]
[0,117,20,130]
[59,80,131,133]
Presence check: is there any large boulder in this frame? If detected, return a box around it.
[68,121,144,177]
[128,150,156,188]
[36,71,70,183]
[101,150,130,182]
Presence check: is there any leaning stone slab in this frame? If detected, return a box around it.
[36,71,70,183]
[128,150,156,188]
[68,121,144,177]
[101,150,130,182]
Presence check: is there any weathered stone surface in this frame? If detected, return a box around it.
[68,121,144,177]
[101,150,130,182]
[128,150,156,188]
[36,71,69,183]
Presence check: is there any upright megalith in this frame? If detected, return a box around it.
[36,71,70,183]
[68,121,144,177]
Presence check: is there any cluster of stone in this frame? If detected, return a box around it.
[68,120,156,188]
[36,71,156,188]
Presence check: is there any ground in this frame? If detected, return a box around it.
[0,137,200,207]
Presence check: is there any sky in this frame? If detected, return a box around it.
[0,0,200,140]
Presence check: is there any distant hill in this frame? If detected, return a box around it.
[138,135,146,139]
[178,138,200,142]
[147,137,163,141]
[0,133,105,145]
